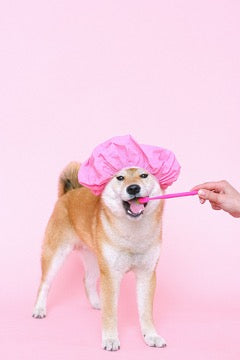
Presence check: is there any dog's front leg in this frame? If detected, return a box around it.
[135,269,167,348]
[100,269,122,351]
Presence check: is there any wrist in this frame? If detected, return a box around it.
[230,198,240,218]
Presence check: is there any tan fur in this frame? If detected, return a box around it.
[33,163,166,350]
[58,161,82,197]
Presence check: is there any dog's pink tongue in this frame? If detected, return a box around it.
[129,200,145,214]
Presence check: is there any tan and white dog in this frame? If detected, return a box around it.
[33,162,166,351]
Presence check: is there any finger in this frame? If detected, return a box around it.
[198,189,223,205]
[191,182,224,193]
[199,198,205,204]
[211,204,222,210]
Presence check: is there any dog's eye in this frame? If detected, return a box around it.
[140,173,148,179]
[116,175,125,181]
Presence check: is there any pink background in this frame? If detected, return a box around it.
[1,1,240,359]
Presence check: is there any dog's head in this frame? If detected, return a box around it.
[101,167,163,220]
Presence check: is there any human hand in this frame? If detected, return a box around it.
[192,180,240,218]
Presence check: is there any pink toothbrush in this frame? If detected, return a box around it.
[137,190,198,204]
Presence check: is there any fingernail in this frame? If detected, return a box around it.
[198,190,206,196]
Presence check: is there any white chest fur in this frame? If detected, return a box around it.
[101,213,162,274]
[102,241,161,274]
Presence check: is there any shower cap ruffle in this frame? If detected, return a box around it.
[78,135,181,195]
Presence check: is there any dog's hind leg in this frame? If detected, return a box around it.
[81,247,100,310]
[32,229,75,319]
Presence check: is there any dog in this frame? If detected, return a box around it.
[33,161,166,351]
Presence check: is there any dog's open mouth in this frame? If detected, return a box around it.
[122,198,147,218]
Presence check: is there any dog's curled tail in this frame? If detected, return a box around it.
[58,161,82,197]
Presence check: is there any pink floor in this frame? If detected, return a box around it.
[1,250,239,360]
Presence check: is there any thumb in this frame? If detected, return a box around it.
[198,189,222,205]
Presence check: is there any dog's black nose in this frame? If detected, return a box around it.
[126,184,141,195]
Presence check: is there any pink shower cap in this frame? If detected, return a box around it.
[78,135,181,195]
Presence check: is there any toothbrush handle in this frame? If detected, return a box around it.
[153,190,198,200]
[139,190,198,204]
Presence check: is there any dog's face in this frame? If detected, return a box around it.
[102,167,163,219]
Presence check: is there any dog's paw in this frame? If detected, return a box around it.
[32,307,46,319]
[144,334,167,348]
[89,296,101,310]
[87,291,101,310]
[102,338,120,351]
[91,300,101,310]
